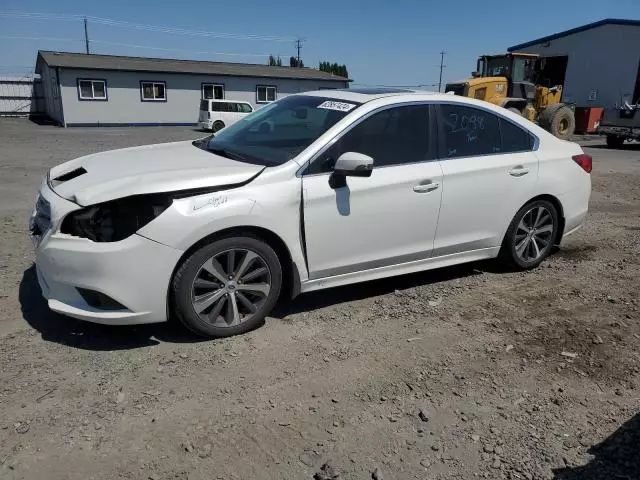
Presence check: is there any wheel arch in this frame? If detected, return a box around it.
[167,226,300,321]
[500,98,527,111]
[502,194,566,247]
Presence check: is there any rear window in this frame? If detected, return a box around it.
[499,118,534,152]
[199,100,209,111]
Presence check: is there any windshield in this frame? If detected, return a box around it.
[512,57,535,83]
[201,95,361,166]
[485,56,510,77]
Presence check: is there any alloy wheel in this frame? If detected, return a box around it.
[190,249,271,327]
[514,206,554,263]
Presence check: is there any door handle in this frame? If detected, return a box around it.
[508,166,529,177]
[413,182,440,193]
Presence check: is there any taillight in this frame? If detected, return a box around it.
[572,154,592,173]
[208,112,211,119]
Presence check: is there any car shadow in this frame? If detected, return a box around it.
[20,259,489,351]
[272,261,488,318]
[19,265,205,351]
[553,413,640,479]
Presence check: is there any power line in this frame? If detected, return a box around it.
[0,11,295,42]
[0,35,273,59]
[0,35,80,42]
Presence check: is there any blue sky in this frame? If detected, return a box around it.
[1,0,639,86]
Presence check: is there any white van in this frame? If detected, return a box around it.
[198,99,254,132]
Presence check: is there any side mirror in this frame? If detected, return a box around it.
[333,152,373,177]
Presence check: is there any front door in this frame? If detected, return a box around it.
[433,103,539,256]
[302,104,443,279]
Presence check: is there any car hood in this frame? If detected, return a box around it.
[48,140,264,206]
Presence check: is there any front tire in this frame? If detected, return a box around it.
[212,120,225,133]
[499,200,559,270]
[171,236,282,338]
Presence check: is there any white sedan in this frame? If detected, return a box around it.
[30,88,591,337]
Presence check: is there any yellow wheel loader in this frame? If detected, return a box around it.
[444,53,575,140]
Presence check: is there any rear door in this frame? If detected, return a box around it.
[433,103,539,256]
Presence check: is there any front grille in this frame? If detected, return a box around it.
[30,194,51,237]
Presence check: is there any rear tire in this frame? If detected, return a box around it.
[171,236,282,338]
[606,134,625,149]
[498,200,559,270]
[212,120,225,133]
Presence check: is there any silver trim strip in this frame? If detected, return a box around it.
[309,248,432,280]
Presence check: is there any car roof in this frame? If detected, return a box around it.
[300,87,440,103]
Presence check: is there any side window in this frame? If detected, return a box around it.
[202,84,224,100]
[140,81,166,102]
[500,118,533,152]
[306,104,432,175]
[439,104,500,158]
[78,79,107,101]
[210,102,221,112]
[240,103,252,113]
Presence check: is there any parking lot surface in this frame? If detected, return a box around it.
[0,119,639,479]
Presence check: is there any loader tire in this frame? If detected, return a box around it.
[539,104,575,140]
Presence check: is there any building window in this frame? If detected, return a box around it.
[256,85,277,103]
[140,81,166,102]
[77,79,107,101]
[202,83,224,100]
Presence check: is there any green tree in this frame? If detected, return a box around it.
[290,56,304,67]
[268,55,276,66]
[319,61,349,78]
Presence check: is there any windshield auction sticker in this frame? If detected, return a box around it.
[317,101,357,112]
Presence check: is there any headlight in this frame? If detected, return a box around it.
[60,193,172,242]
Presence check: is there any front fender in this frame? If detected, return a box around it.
[137,177,309,282]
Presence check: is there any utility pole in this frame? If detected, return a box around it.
[84,17,90,54]
[438,51,446,92]
[294,38,304,67]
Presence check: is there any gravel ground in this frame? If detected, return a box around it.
[0,118,638,480]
